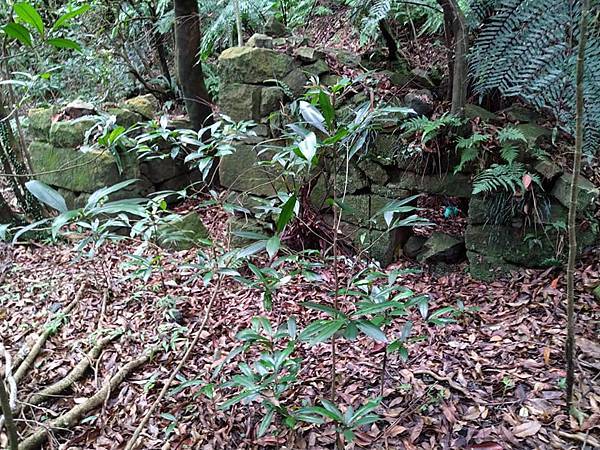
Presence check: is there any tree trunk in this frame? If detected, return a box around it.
[437,0,468,116]
[174,0,213,131]
[565,0,589,413]
[0,379,18,450]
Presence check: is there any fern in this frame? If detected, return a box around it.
[472,163,541,195]
[496,125,526,144]
[402,113,464,145]
[454,132,490,173]
[469,0,600,156]
[199,0,272,60]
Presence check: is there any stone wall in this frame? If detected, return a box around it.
[216,37,600,278]
[27,95,196,208]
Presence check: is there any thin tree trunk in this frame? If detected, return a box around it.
[174,0,213,131]
[0,379,18,450]
[234,0,243,46]
[565,0,589,413]
[437,0,468,116]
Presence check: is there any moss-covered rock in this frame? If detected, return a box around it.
[551,172,599,211]
[593,284,600,301]
[218,47,294,84]
[465,104,498,122]
[27,107,56,140]
[465,222,597,268]
[106,107,144,128]
[467,251,516,281]
[358,159,388,185]
[260,87,285,116]
[219,143,286,196]
[283,68,309,97]
[123,94,158,119]
[246,33,273,49]
[49,117,98,148]
[388,172,472,198]
[29,141,139,193]
[342,194,396,230]
[218,83,262,121]
[416,232,465,264]
[157,212,209,250]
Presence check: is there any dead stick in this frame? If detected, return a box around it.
[25,332,123,408]
[0,379,18,450]
[124,276,223,450]
[14,283,87,384]
[17,346,158,450]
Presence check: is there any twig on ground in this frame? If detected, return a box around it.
[25,331,123,408]
[14,283,88,384]
[17,345,158,450]
[124,275,223,450]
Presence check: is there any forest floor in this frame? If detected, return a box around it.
[1,200,599,450]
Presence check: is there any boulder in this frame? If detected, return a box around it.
[283,68,309,97]
[501,105,540,123]
[49,117,98,148]
[62,100,96,118]
[218,83,262,121]
[294,47,325,63]
[227,214,270,247]
[304,59,329,77]
[465,104,498,122]
[358,159,388,185]
[403,235,427,259]
[404,89,434,117]
[534,160,562,182]
[342,194,401,230]
[465,222,597,268]
[326,48,361,67]
[27,107,56,140]
[123,94,158,119]
[389,172,472,198]
[246,33,273,49]
[260,87,285,116]
[515,123,551,146]
[370,133,401,165]
[218,47,294,84]
[333,163,367,194]
[106,107,144,128]
[265,16,286,37]
[157,212,209,250]
[551,172,599,211]
[219,143,286,196]
[29,141,140,193]
[467,251,516,281]
[416,232,465,264]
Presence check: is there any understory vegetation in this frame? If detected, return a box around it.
[0,0,599,449]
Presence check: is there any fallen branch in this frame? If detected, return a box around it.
[558,430,600,448]
[25,331,122,408]
[0,342,17,430]
[0,379,18,450]
[14,283,88,384]
[17,346,158,450]
[124,275,223,450]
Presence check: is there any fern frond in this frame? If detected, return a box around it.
[472,163,541,195]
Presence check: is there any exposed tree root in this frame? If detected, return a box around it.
[24,331,123,410]
[14,283,88,384]
[124,275,223,450]
[17,346,158,450]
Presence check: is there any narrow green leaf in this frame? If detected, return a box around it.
[355,319,388,343]
[47,37,82,52]
[52,4,90,30]
[14,2,44,36]
[266,235,280,259]
[276,194,297,232]
[318,91,335,130]
[3,23,32,46]
[26,180,68,213]
[258,409,275,437]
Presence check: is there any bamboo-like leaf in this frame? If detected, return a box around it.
[14,2,44,36]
